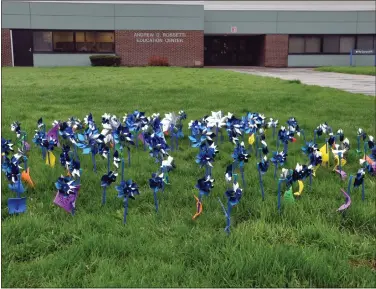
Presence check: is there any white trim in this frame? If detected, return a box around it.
[10,30,14,67]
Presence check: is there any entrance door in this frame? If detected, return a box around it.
[12,30,34,66]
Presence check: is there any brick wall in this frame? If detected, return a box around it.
[115,30,203,67]
[2,29,12,66]
[264,34,288,67]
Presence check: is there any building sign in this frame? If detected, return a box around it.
[353,49,375,55]
[231,26,237,33]
[134,32,186,43]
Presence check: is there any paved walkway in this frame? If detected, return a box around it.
[225,68,375,96]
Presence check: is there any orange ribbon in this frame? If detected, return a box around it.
[21,168,35,188]
[192,195,203,220]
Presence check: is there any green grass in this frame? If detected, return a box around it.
[315,66,376,76]
[1,67,376,288]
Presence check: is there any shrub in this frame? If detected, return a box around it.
[148,56,169,66]
[89,55,121,67]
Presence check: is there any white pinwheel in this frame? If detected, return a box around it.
[205,111,227,128]
[161,112,179,133]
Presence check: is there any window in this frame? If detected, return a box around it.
[33,31,53,52]
[323,36,340,53]
[340,36,355,53]
[357,35,374,49]
[33,30,115,53]
[289,36,304,53]
[305,36,321,53]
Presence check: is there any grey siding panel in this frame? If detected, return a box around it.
[2,2,30,15]
[31,15,114,30]
[204,21,276,34]
[115,17,203,30]
[33,53,114,67]
[2,15,31,28]
[278,22,357,34]
[30,3,114,16]
[115,4,203,17]
[204,11,277,22]
[357,22,376,34]
[277,11,357,22]
[358,11,376,22]
[288,55,375,67]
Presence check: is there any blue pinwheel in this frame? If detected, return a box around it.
[192,175,215,220]
[149,172,164,212]
[69,159,81,180]
[114,124,135,166]
[145,133,170,164]
[218,180,242,234]
[286,117,304,140]
[302,141,318,156]
[277,126,296,153]
[54,175,80,215]
[116,180,140,224]
[124,110,148,148]
[226,114,242,144]
[1,138,14,157]
[59,144,71,170]
[231,141,248,188]
[257,156,269,200]
[354,168,366,201]
[195,143,218,176]
[101,171,118,205]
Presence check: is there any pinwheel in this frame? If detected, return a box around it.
[205,111,227,144]
[161,112,179,151]
[364,135,374,157]
[101,171,118,205]
[1,138,14,159]
[260,139,269,159]
[267,118,278,139]
[59,144,72,173]
[191,175,215,220]
[67,116,84,132]
[354,168,366,201]
[287,117,305,141]
[309,150,322,180]
[145,133,170,164]
[47,121,61,147]
[314,122,333,143]
[149,172,164,212]
[42,137,58,167]
[218,179,242,234]
[226,113,242,144]
[257,156,269,200]
[69,159,81,180]
[301,141,318,156]
[195,142,219,176]
[356,128,367,154]
[10,121,29,151]
[271,151,287,179]
[332,144,347,180]
[148,113,163,137]
[32,128,47,159]
[113,150,121,169]
[116,180,140,224]
[160,155,175,189]
[55,121,75,142]
[53,175,80,215]
[16,149,34,188]
[3,153,26,214]
[277,126,296,153]
[114,124,135,167]
[124,110,148,149]
[231,141,248,188]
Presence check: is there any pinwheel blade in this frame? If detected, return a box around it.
[8,197,26,214]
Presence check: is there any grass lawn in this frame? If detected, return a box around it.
[1,67,376,288]
[315,66,376,76]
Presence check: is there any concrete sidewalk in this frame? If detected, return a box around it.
[224,67,376,96]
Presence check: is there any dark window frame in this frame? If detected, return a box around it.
[32,29,115,54]
[288,34,375,55]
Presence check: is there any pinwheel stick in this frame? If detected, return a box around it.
[127,147,131,167]
[274,163,278,180]
[153,188,159,213]
[338,153,342,178]
[347,175,353,196]
[215,125,219,145]
[255,135,260,157]
[218,197,230,235]
[107,152,110,174]
[277,178,286,213]
[135,132,139,148]
[363,142,367,160]
[123,196,129,224]
[283,142,288,154]
[240,166,246,190]
[257,167,265,201]
[16,175,21,198]
[74,145,78,161]
[102,187,106,205]
[121,158,125,182]
[175,133,179,151]
[42,147,46,160]
[170,126,174,152]
[356,136,361,153]
[91,149,97,173]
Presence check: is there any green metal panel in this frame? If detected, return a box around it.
[31,15,114,30]
[114,4,203,17]
[277,11,357,22]
[278,22,357,34]
[204,11,277,22]
[2,2,30,15]
[358,11,376,22]
[33,53,114,67]
[2,15,30,28]
[288,55,375,67]
[30,3,114,16]
[204,21,277,34]
[115,17,203,30]
[357,22,376,34]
